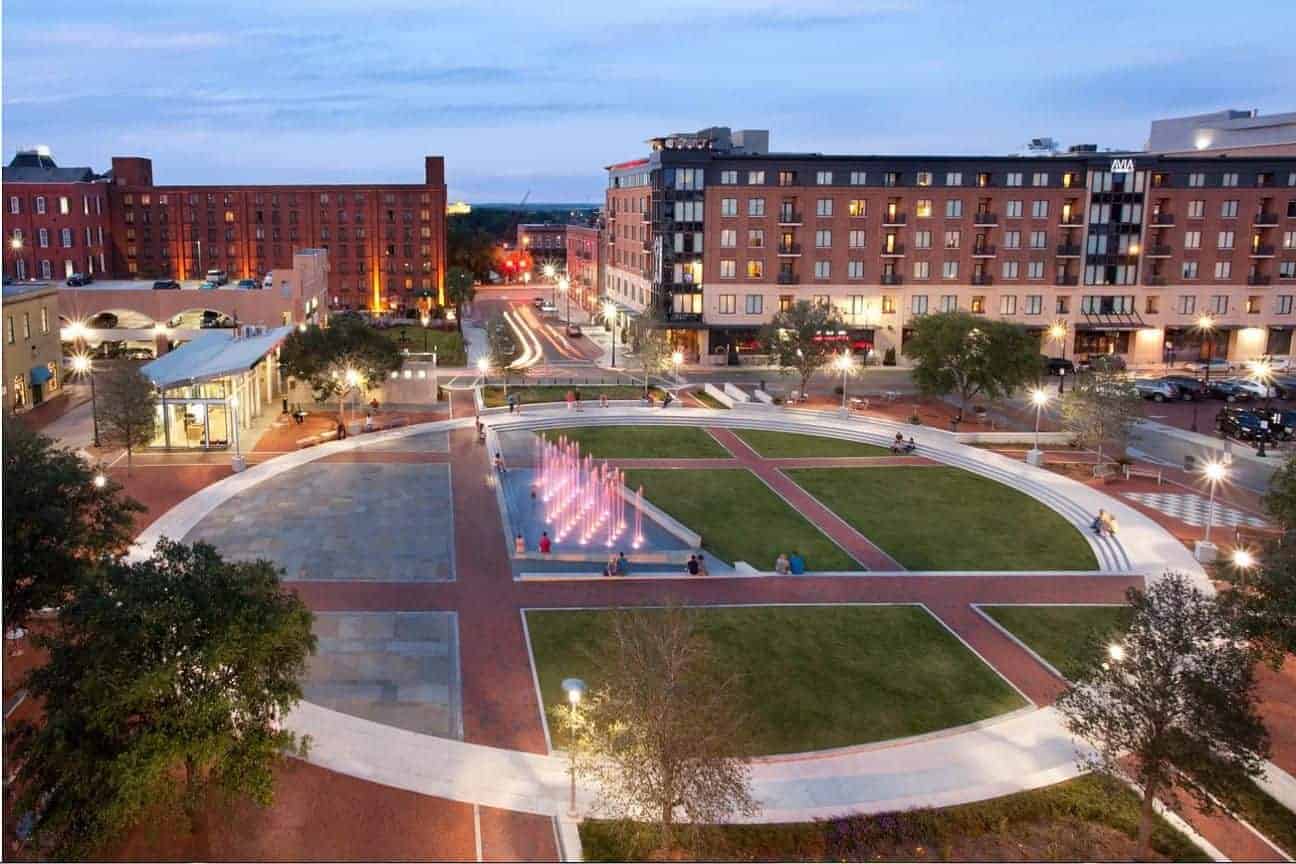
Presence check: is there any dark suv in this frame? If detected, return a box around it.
[1043,357,1075,376]
[1159,375,1207,400]
[66,273,93,286]
[1217,408,1276,443]
[152,280,181,290]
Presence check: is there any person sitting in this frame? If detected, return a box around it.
[1091,508,1114,536]
[617,551,629,575]
[514,534,526,554]
[902,436,917,454]
[493,452,506,473]
[890,433,906,454]
[538,531,552,554]
[662,392,674,409]
[774,553,791,575]
[788,551,806,575]
[696,553,709,577]
[600,393,609,408]
[686,554,700,575]
[604,553,620,577]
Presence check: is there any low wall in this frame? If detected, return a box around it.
[703,382,736,407]
[723,382,751,403]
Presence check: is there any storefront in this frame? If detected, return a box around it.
[139,326,291,451]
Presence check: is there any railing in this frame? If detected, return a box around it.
[1056,243,1082,257]
[777,243,801,255]
[1055,274,1079,286]
[1253,212,1280,226]
[882,212,906,226]
[880,244,906,256]
[1059,215,1083,226]
[881,273,903,285]
[777,211,803,225]
[971,244,997,257]
[665,311,703,323]
[970,273,994,286]
[1248,274,1272,286]
[776,272,799,285]
[1144,244,1173,257]
[1143,273,1168,286]
[1250,244,1276,256]
[974,212,999,225]
[1151,212,1175,226]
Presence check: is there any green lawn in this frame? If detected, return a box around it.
[788,466,1099,571]
[691,390,729,409]
[486,386,665,409]
[382,326,467,365]
[526,605,1026,757]
[622,468,857,570]
[579,773,1206,862]
[733,428,890,458]
[541,424,728,458]
[981,605,1132,681]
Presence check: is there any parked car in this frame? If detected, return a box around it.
[199,280,218,291]
[205,269,228,285]
[65,273,93,287]
[1134,379,1179,402]
[1217,408,1277,443]
[236,278,258,290]
[1043,357,1075,376]
[1158,375,1207,400]
[1224,377,1276,400]
[1268,374,1296,398]
[1186,357,1231,373]
[533,297,546,308]
[119,347,155,360]
[539,301,558,314]
[152,279,181,290]
[566,323,583,338]
[1206,378,1254,402]
[1078,354,1126,372]
[263,273,275,289]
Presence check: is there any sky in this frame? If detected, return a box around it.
[4,0,1294,203]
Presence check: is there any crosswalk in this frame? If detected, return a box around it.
[1122,491,1270,529]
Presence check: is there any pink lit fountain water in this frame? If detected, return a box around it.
[534,434,645,549]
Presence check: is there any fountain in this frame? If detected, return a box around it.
[534,435,642,549]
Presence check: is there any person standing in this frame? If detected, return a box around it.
[697,553,709,577]
[565,390,575,411]
[514,534,526,554]
[788,551,805,575]
[575,389,583,412]
[539,531,552,554]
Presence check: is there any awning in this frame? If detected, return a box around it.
[1079,310,1147,331]
[29,365,52,386]
[140,326,294,389]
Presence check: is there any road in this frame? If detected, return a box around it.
[471,285,602,373]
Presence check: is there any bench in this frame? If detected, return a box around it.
[1123,464,1164,484]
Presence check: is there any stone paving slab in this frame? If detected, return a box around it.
[356,428,451,453]
[303,611,462,739]
[184,462,454,582]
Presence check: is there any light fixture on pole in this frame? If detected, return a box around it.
[833,352,854,411]
[1191,314,1216,432]
[558,276,571,325]
[1231,547,1257,591]
[670,350,684,383]
[1049,322,1069,394]
[71,353,100,447]
[1248,358,1275,457]
[1195,459,1227,562]
[92,472,107,489]
[1027,387,1051,466]
[561,677,586,817]
[228,393,246,472]
[602,302,619,368]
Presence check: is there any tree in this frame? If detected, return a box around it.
[2,418,143,630]
[445,265,476,325]
[280,313,403,423]
[1261,452,1296,531]
[902,311,1041,421]
[760,300,845,399]
[565,605,757,854]
[1220,536,1296,667]
[1060,367,1143,466]
[635,320,674,399]
[485,313,523,395]
[97,363,157,472]
[1056,572,1269,861]
[10,538,316,859]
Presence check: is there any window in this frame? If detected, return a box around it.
[848,199,866,217]
[945,199,963,218]
[60,228,72,248]
[1032,172,1049,187]
[1221,172,1239,187]
[914,230,932,249]
[673,200,703,222]
[720,260,736,278]
[58,196,69,215]
[1214,261,1232,280]
[1029,230,1047,249]
[779,295,794,312]
[916,171,933,187]
[999,295,1017,314]
[671,168,705,190]
[943,230,961,249]
[913,261,931,280]
[1246,295,1262,314]
[1004,230,1021,249]
[747,260,764,279]
[1056,295,1071,314]
[747,170,765,185]
[816,198,833,217]
[748,229,764,248]
[745,294,763,314]
[814,260,830,279]
[883,172,899,187]
[1006,200,1023,218]
[1211,295,1228,314]
[847,260,865,278]
[1031,200,1049,219]
[815,171,833,185]
[720,170,738,185]
[778,171,796,187]
[718,294,736,314]
[1182,261,1199,279]
[815,229,832,248]
[1280,295,1294,314]
[22,312,30,339]
[1218,231,1235,249]
[8,196,18,214]
[1188,199,1205,219]
[719,198,737,217]
[911,294,928,314]
[915,199,932,218]
[1001,260,1019,279]
[1184,230,1201,249]
[747,198,765,217]
[849,171,866,185]
[940,294,958,312]
[943,261,959,279]
[1188,172,1205,188]
[4,316,11,344]
[1005,172,1023,187]
[1177,294,1196,314]
[37,228,48,248]
[1024,294,1043,315]
[1284,231,1296,250]
[1221,200,1239,218]
[848,229,866,249]
[35,196,46,214]
[1027,261,1045,280]
[945,172,963,186]
[1282,261,1296,280]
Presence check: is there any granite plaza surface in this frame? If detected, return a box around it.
[303,611,462,738]
[184,462,455,581]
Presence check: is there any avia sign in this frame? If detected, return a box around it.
[1111,158,1135,174]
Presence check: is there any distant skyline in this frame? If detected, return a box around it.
[4,0,1294,202]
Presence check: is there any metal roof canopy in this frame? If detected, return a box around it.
[140,326,293,389]
[1078,310,1148,331]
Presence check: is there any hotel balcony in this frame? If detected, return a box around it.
[882,212,907,227]
[1054,274,1079,286]
[665,311,703,323]
[1248,274,1273,286]
[1150,212,1175,226]
[970,273,994,286]
[1143,273,1169,286]
[1144,245,1173,258]
[1250,244,1276,257]
[1058,214,1084,227]
[974,212,999,226]
[971,244,997,258]
[777,212,803,226]
[777,272,799,285]
[777,242,802,256]
[880,244,906,257]
[881,273,903,285]
[1253,212,1280,227]
[1056,243,1082,257]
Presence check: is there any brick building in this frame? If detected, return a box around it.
[603,122,1296,366]
[564,224,601,313]
[4,150,448,313]
[3,282,63,413]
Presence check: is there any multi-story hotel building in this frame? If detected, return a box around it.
[603,122,1296,367]
[4,150,448,313]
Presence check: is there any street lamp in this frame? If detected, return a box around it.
[476,356,491,395]
[602,302,619,368]
[228,393,244,470]
[1191,314,1217,433]
[1027,387,1051,465]
[670,350,684,383]
[1196,459,1227,562]
[1049,321,1069,394]
[561,677,586,817]
[92,472,107,489]
[1107,642,1126,663]
[1248,359,1275,457]
[1231,547,1257,590]
[70,353,101,447]
[558,276,571,325]
[834,352,854,410]
[543,263,556,280]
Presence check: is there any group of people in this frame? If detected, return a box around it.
[890,433,917,454]
[603,551,629,576]
[1091,508,1119,537]
[773,551,807,575]
[685,553,710,576]
[515,530,553,554]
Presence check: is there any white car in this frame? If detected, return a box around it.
[539,302,558,314]
[1186,358,1231,373]
[1221,377,1276,399]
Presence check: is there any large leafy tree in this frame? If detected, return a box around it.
[902,311,1040,420]
[1056,572,1269,861]
[445,265,476,326]
[1059,367,1143,466]
[1262,452,1296,531]
[1222,538,1296,667]
[637,328,674,399]
[280,313,403,422]
[98,363,158,472]
[2,418,143,630]
[564,605,757,855]
[760,300,845,399]
[485,313,524,395]
[9,538,316,859]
